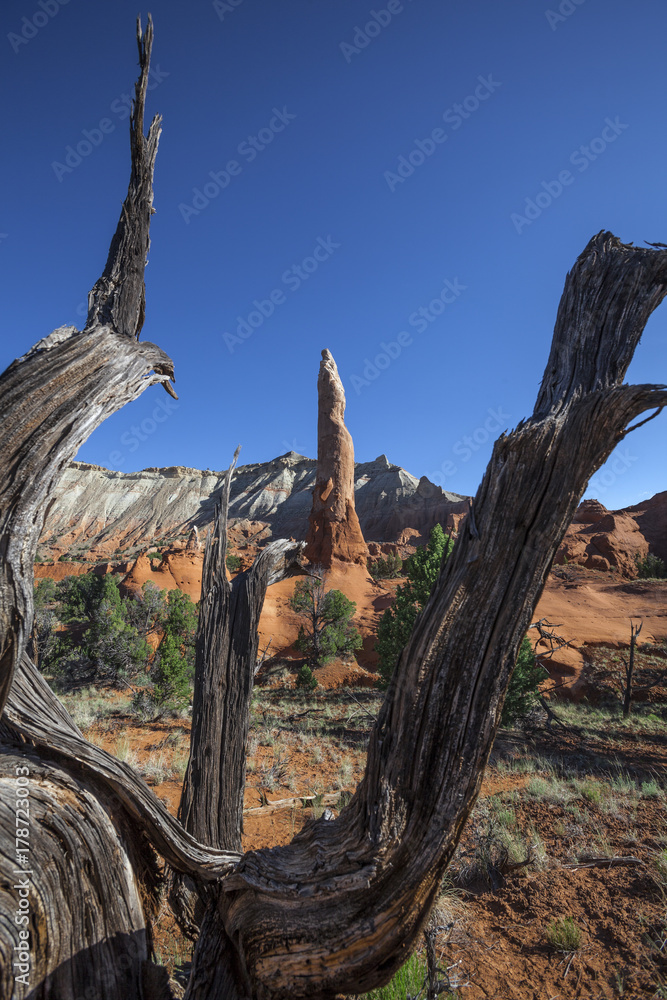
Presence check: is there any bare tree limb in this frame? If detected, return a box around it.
[0,15,174,717]
[179,446,306,853]
[183,232,667,1000]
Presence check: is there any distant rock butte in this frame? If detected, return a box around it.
[555,498,651,576]
[304,349,369,568]
[37,453,467,560]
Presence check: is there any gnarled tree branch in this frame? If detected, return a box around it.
[183,232,667,1000]
[0,16,174,717]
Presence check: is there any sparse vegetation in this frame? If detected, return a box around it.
[296,664,318,690]
[376,524,453,686]
[368,552,403,580]
[226,553,242,572]
[500,637,548,727]
[357,953,431,999]
[545,916,582,952]
[636,552,667,579]
[289,577,362,669]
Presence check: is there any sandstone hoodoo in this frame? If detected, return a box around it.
[304,349,369,568]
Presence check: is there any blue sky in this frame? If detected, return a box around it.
[1,0,665,509]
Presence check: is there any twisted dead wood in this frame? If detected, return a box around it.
[0,17,184,998]
[3,653,240,878]
[182,233,667,1000]
[0,21,665,997]
[179,447,306,853]
[0,15,175,719]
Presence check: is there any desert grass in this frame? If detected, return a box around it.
[545,916,583,952]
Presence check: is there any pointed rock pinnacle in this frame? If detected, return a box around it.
[304,349,369,568]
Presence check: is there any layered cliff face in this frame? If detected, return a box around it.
[37,455,665,581]
[38,454,467,559]
[304,350,369,568]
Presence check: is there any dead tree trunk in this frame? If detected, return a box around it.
[182,233,667,1000]
[179,450,306,854]
[0,16,175,719]
[0,18,200,998]
[622,619,643,717]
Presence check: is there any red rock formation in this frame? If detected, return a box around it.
[186,526,200,551]
[554,499,648,575]
[304,350,369,568]
[121,547,205,602]
[625,490,667,563]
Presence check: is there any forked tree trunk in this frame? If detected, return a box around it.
[179,451,306,854]
[622,619,643,717]
[181,233,667,1000]
[0,15,666,999]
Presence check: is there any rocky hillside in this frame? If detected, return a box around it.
[37,452,468,560]
[37,452,666,585]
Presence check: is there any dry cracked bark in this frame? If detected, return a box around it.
[179,449,306,854]
[182,233,667,1000]
[0,18,189,998]
[0,15,666,1000]
[0,15,175,720]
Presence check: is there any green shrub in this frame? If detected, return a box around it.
[368,553,403,580]
[376,524,453,686]
[500,638,548,727]
[226,554,242,572]
[636,553,667,579]
[39,573,198,690]
[152,632,191,710]
[296,665,318,690]
[34,578,57,608]
[641,779,663,800]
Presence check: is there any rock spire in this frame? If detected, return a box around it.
[304,350,369,568]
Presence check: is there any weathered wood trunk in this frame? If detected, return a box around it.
[0,18,190,998]
[179,452,306,854]
[0,16,174,720]
[0,652,240,998]
[182,233,667,1000]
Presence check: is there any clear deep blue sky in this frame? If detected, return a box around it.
[1,0,665,509]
